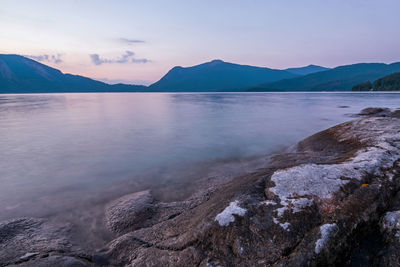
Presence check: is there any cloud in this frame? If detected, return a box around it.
[119,38,145,44]
[90,51,150,65]
[25,54,63,64]
[90,54,106,65]
[132,58,149,63]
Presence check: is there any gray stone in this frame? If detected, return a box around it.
[105,190,155,234]
[358,107,391,116]
[0,218,90,266]
[377,210,400,266]
[8,255,92,267]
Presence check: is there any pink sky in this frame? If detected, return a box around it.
[1,0,400,85]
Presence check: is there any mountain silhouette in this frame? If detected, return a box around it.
[249,62,400,91]
[149,59,298,92]
[353,72,400,91]
[2,55,400,93]
[285,64,329,75]
[0,54,146,93]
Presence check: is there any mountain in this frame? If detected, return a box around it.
[352,81,373,91]
[0,54,146,93]
[149,59,298,92]
[285,64,330,75]
[353,72,400,91]
[249,62,400,92]
[4,54,400,93]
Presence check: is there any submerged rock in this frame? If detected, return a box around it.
[358,107,391,116]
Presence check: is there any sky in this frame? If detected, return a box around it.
[1,0,400,85]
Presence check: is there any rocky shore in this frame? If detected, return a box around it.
[1,107,400,266]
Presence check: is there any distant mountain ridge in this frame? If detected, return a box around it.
[0,54,146,93]
[1,54,399,93]
[149,59,298,92]
[285,64,330,75]
[249,62,400,92]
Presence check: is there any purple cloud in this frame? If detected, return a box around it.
[119,38,145,44]
[25,54,63,64]
[90,51,150,65]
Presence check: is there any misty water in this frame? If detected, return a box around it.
[1,92,399,223]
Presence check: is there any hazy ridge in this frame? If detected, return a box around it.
[1,54,399,93]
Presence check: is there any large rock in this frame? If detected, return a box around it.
[105,190,155,234]
[0,218,92,266]
[378,191,400,267]
[382,211,400,238]
[102,109,400,266]
[358,107,391,116]
[7,255,91,267]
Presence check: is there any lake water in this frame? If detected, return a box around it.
[1,92,399,222]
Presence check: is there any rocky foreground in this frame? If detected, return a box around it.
[1,108,400,266]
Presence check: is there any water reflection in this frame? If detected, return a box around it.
[0,94,67,114]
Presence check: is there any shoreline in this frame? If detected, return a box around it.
[47,154,272,251]
[0,151,274,252]
[1,107,400,266]
[2,91,400,96]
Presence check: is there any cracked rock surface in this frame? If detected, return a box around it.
[0,218,93,266]
[2,107,400,266]
[105,190,155,234]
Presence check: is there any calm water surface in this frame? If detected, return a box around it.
[0,92,399,221]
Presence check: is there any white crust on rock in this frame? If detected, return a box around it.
[269,117,400,219]
[215,201,246,227]
[315,223,339,254]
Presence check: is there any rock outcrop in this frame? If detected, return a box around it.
[378,191,400,266]
[1,108,400,266]
[105,190,155,234]
[0,218,93,266]
[102,108,400,266]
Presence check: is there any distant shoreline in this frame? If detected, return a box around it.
[2,91,400,95]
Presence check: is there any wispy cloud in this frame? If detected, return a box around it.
[25,54,63,64]
[132,58,150,63]
[118,38,146,44]
[90,51,150,65]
